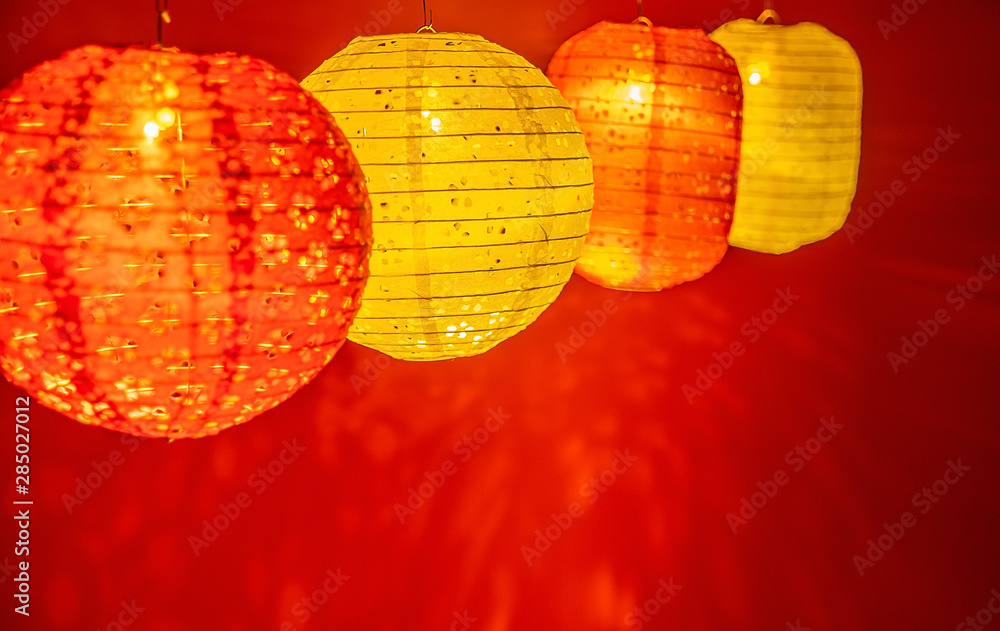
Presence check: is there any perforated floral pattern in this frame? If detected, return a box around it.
[303,33,593,361]
[0,45,372,438]
[548,22,743,291]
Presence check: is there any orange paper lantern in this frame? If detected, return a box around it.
[0,45,372,439]
[548,21,743,290]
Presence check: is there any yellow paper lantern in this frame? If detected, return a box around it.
[710,18,862,254]
[303,33,593,361]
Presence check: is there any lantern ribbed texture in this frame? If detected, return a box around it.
[547,22,743,291]
[0,45,372,439]
[303,33,593,361]
[710,19,862,254]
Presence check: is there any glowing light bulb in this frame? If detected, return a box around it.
[748,72,761,85]
[156,107,176,127]
[162,80,179,100]
[143,121,160,138]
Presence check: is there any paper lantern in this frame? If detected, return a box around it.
[547,21,743,291]
[710,18,862,254]
[0,45,372,439]
[303,32,593,361]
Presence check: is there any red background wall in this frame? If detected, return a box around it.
[1,1,998,630]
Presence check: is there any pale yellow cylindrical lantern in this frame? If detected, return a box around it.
[710,19,862,254]
[303,33,593,361]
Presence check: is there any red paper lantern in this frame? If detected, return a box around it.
[548,21,743,290]
[0,45,372,439]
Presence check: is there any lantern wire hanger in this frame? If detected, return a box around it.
[156,0,171,48]
[633,0,653,26]
[416,0,436,33]
[150,0,188,191]
[757,0,781,24]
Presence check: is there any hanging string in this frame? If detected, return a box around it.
[416,0,436,33]
[156,0,171,47]
[757,0,781,24]
[633,0,652,26]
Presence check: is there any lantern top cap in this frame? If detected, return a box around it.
[1,43,310,118]
[593,20,708,35]
[711,18,857,50]
[30,44,262,68]
[713,18,832,33]
[347,31,488,45]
